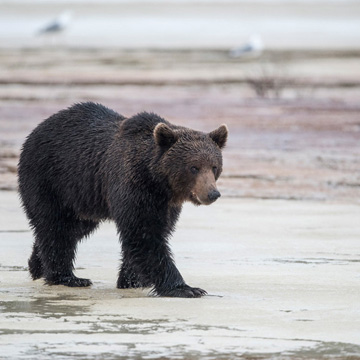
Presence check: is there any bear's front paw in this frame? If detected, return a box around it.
[154,284,207,298]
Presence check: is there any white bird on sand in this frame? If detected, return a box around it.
[229,34,264,59]
[37,11,72,35]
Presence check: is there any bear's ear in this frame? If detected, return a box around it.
[209,124,228,149]
[154,123,178,148]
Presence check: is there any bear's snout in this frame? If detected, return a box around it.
[190,168,221,206]
[208,189,221,202]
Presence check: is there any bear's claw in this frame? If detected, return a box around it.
[45,276,92,287]
[154,284,207,298]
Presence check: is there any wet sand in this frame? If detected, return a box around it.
[1,190,360,359]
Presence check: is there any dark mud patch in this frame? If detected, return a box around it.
[284,341,360,360]
[0,264,27,271]
[0,294,90,319]
[271,257,360,266]
[86,318,246,336]
[6,340,360,360]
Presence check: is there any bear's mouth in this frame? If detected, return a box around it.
[189,191,202,206]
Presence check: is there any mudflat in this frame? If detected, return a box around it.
[1,48,359,202]
[1,190,360,359]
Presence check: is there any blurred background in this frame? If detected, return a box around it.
[0,0,359,202]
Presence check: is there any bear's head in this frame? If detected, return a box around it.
[154,123,228,206]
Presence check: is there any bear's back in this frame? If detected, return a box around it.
[18,102,125,219]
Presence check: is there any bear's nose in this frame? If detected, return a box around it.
[208,189,221,202]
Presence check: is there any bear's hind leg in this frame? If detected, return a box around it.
[28,242,43,280]
[33,210,99,287]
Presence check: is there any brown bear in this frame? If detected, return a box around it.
[18,102,228,297]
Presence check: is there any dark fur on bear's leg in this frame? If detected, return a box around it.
[114,200,207,298]
[117,270,140,289]
[38,215,99,287]
[24,189,99,287]
[28,243,43,280]
[117,263,153,289]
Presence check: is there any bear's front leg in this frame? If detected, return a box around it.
[122,238,208,298]
[118,250,206,297]
[113,190,208,298]
[117,260,153,289]
[117,266,142,289]
[116,211,207,297]
[121,246,206,297]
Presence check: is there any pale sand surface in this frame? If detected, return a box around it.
[0,190,360,359]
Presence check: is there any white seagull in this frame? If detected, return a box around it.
[37,11,72,35]
[229,34,264,59]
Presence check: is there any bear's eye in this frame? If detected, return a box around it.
[212,166,218,175]
[190,166,199,175]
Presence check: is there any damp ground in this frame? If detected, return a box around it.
[1,191,359,359]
